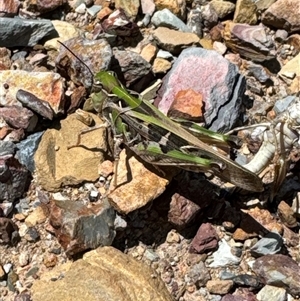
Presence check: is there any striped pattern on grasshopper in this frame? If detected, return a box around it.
[91,71,263,192]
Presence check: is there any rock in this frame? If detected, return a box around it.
[16,131,44,173]
[209,239,241,267]
[206,280,234,295]
[0,217,19,245]
[222,21,275,62]
[156,47,246,132]
[44,20,81,50]
[274,29,289,43]
[24,0,66,15]
[0,0,20,17]
[168,193,201,227]
[114,0,140,19]
[49,198,116,257]
[256,0,276,12]
[0,106,37,131]
[140,43,157,63]
[233,0,257,25]
[0,17,56,47]
[16,89,54,120]
[168,88,204,121]
[256,285,287,301]
[190,223,219,254]
[0,156,30,202]
[185,261,211,287]
[210,0,235,19]
[107,149,172,214]
[101,9,139,37]
[24,227,40,242]
[153,27,201,55]
[152,57,172,73]
[112,49,152,86]
[34,112,109,191]
[31,246,173,301]
[250,232,283,256]
[278,53,300,81]
[252,254,300,297]
[246,61,272,84]
[221,290,258,301]
[25,205,48,227]
[231,274,261,288]
[153,0,186,20]
[0,70,65,114]
[186,7,203,37]
[56,37,112,88]
[0,47,11,70]
[151,8,191,32]
[262,0,300,33]
[277,201,297,228]
[141,0,155,15]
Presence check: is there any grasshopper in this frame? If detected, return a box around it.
[86,71,263,192]
[58,42,263,192]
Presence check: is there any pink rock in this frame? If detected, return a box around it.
[190,223,219,253]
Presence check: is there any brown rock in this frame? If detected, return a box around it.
[245,207,283,234]
[97,6,113,20]
[26,0,66,15]
[210,0,235,19]
[25,205,48,227]
[154,0,186,19]
[141,43,157,63]
[0,70,65,113]
[277,201,297,228]
[114,0,140,19]
[152,58,172,74]
[190,223,219,253]
[0,217,18,245]
[153,27,201,55]
[252,254,300,297]
[222,21,275,62]
[233,0,257,25]
[168,89,204,121]
[262,0,300,33]
[0,106,38,131]
[168,193,201,227]
[108,149,172,214]
[0,47,11,70]
[34,112,110,191]
[206,280,234,295]
[49,198,115,257]
[0,0,19,16]
[32,247,173,301]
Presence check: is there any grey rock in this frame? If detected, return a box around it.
[273,95,297,115]
[257,285,287,301]
[156,47,246,132]
[49,198,116,257]
[0,141,16,157]
[209,239,241,267]
[151,8,191,32]
[252,254,300,297]
[16,132,44,173]
[250,232,283,256]
[0,17,57,47]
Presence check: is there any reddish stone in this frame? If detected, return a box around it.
[190,223,219,254]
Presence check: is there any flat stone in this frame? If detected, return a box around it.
[107,149,172,214]
[0,17,56,47]
[153,27,200,55]
[151,8,190,32]
[31,247,173,301]
[210,0,235,19]
[34,113,110,191]
[0,70,65,114]
[233,0,258,25]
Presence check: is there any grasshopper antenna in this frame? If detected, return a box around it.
[57,40,95,86]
